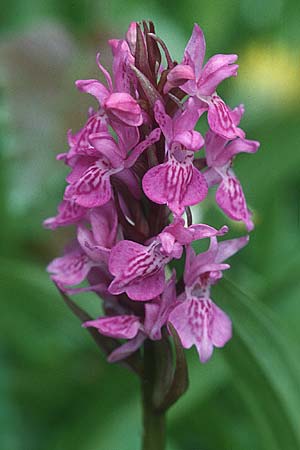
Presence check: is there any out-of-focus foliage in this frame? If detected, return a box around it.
[1,1,300,449]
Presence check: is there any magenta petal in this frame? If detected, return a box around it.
[165,219,227,246]
[114,122,139,153]
[168,298,214,362]
[126,22,137,55]
[164,64,195,92]
[206,94,245,140]
[108,240,169,301]
[203,168,222,187]
[219,138,260,165]
[230,104,245,126]
[108,332,146,363]
[142,155,208,217]
[199,54,238,96]
[75,79,109,104]
[43,200,87,229]
[105,93,143,126]
[125,128,161,168]
[77,226,110,264]
[64,160,114,208]
[125,269,166,301]
[168,298,232,363]
[204,129,227,167]
[144,272,177,340]
[211,303,232,348]
[47,248,92,286]
[110,39,134,93]
[83,314,141,339]
[215,235,249,263]
[90,201,118,248]
[183,23,206,79]
[216,172,254,231]
[89,132,124,166]
[173,97,203,133]
[175,130,204,151]
[153,101,173,142]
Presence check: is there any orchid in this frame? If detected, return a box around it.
[204,105,260,230]
[142,99,208,216]
[165,24,244,140]
[44,21,259,450]
[168,235,249,362]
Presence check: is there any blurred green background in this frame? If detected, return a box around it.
[1,1,300,449]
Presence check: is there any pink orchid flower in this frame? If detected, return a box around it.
[63,127,161,209]
[142,99,208,216]
[108,222,227,301]
[168,235,249,362]
[204,105,260,231]
[47,201,118,294]
[83,274,177,362]
[165,24,243,140]
[76,47,142,127]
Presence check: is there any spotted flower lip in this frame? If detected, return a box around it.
[107,233,182,301]
[142,99,208,216]
[168,235,249,362]
[107,219,229,302]
[63,127,161,209]
[204,104,260,231]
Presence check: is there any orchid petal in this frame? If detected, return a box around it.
[174,130,204,151]
[168,298,232,363]
[199,54,238,96]
[83,314,141,339]
[206,94,245,140]
[47,248,93,286]
[64,156,116,208]
[215,169,254,231]
[108,240,170,301]
[108,331,146,362]
[43,200,86,229]
[215,235,249,263]
[142,153,208,217]
[75,79,109,104]
[183,24,206,79]
[105,93,143,127]
[154,101,173,142]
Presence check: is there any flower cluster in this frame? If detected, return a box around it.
[45,22,259,364]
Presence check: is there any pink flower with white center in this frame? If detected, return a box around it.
[204,105,260,231]
[142,99,208,216]
[83,274,177,362]
[108,222,227,301]
[76,49,142,127]
[63,127,161,209]
[165,24,244,140]
[168,235,249,362]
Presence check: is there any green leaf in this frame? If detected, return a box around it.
[215,279,300,450]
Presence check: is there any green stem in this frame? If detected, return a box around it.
[141,341,166,450]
